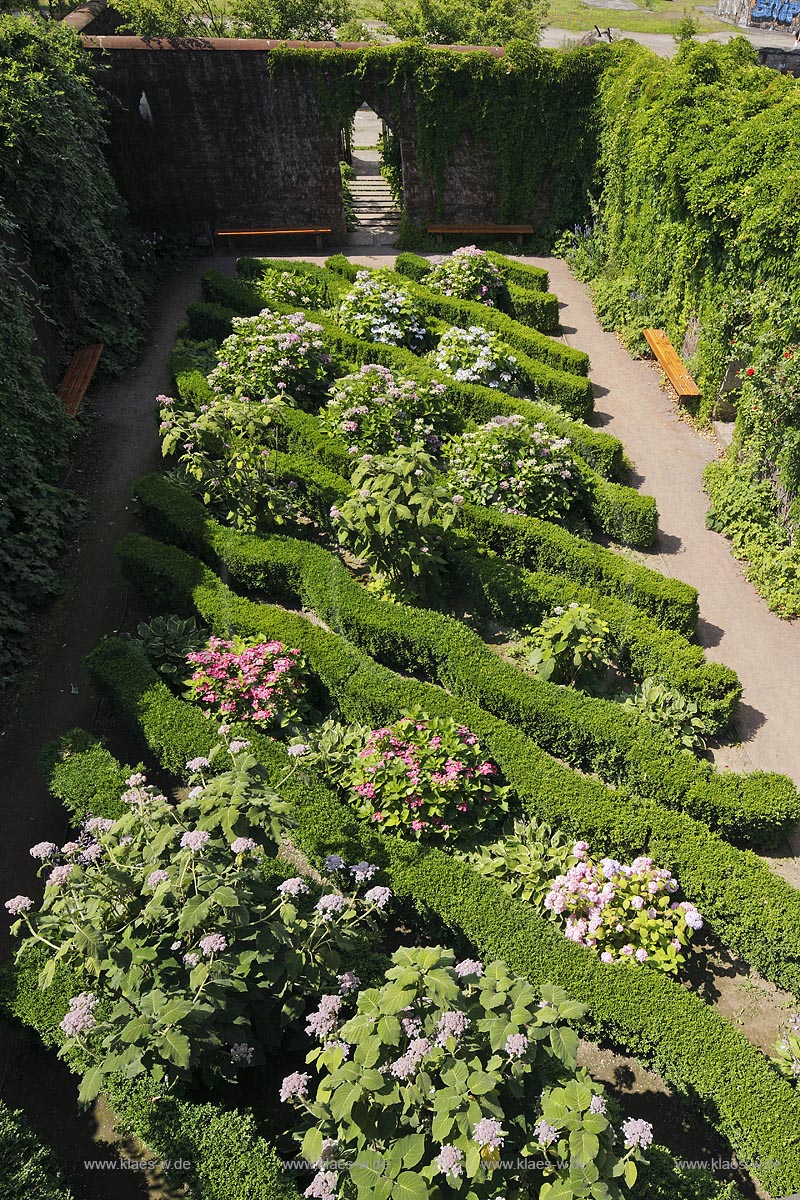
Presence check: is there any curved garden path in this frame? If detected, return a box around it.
[533,257,800,815]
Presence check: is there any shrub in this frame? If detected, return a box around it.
[425,244,504,305]
[334,711,508,840]
[772,1011,800,1086]
[208,310,331,408]
[333,444,457,598]
[320,363,455,456]
[256,264,333,310]
[337,270,427,350]
[516,602,610,686]
[185,635,311,729]
[446,414,580,521]
[0,1101,74,1200]
[40,728,140,824]
[159,389,300,532]
[433,324,520,392]
[286,946,649,1199]
[622,677,711,753]
[6,748,388,1102]
[136,613,208,677]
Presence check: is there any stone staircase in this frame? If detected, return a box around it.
[347,171,400,246]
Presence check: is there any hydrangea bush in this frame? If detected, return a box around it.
[5,747,390,1102]
[207,310,331,408]
[337,711,508,840]
[320,364,454,457]
[475,824,702,974]
[337,271,427,350]
[283,946,652,1200]
[425,246,504,306]
[158,392,298,532]
[256,266,331,311]
[432,325,519,392]
[514,603,611,687]
[332,445,458,598]
[446,414,579,520]
[185,636,311,730]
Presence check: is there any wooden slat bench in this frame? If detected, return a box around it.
[427,223,534,247]
[56,343,104,417]
[643,328,701,399]
[215,227,332,252]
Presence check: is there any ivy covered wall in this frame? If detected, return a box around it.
[0,17,146,681]
[86,38,610,239]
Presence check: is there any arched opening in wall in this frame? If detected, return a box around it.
[339,102,403,246]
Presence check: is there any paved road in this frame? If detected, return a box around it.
[540,20,800,54]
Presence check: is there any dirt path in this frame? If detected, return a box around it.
[532,258,800,802]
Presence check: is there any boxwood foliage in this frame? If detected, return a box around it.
[103,537,800,1000]
[79,641,800,1198]
[394,250,558,332]
[0,1100,75,1200]
[39,727,140,824]
[131,477,797,850]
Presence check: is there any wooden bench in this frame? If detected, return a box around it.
[427,223,534,247]
[215,227,332,252]
[642,328,701,399]
[56,343,104,417]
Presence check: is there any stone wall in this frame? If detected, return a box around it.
[86,38,524,234]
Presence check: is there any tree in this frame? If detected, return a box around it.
[378,0,546,45]
[112,0,353,38]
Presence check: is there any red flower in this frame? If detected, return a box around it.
[746,367,755,376]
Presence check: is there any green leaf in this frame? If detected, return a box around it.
[301,1128,324,1165]
[569,1129,599,1167]
[624,1160,638,1189]
[160,1028,191,1068]
[330,1081,360,1122]
[466,1071,496,1096]
[397,1132,426,1169]
[78,1066,105,1105]
[393,1171,428,1200]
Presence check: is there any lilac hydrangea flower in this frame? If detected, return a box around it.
[337,970,361,993]
[349,861,378,882]
[231,837,258,855]
[186,757,210,772]
[505,1032,529,1058]
[85,817,115,835]
[306,995,342,1039]
[472,1117,505,1149]
[199,933,227,955]
[30,841,58,861]
[454,958,484,979]
[316,894,347,920]
[60,993,98,1037]
[4,895,33,916]
[288,743,311,757]
[324,854,345,872]
[230,1042,254,1064]
[534,1120,558,1147]
[589,1095,607,1115]
[229,740,250,755]
[147,869,169,889]
[46,864,73,889]
[436,1145,464,1178]
[183,952,200,967]
[622,1117,654,1149]
[304,1170,337,1200]
[435,1010,470,1047]
[280,1071,311,1102]
[180,829,211,853]
[278,877,309,898]
[364,885,392,909]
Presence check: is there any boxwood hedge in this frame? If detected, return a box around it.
[78,643,800,1198]
[131,477,797,850]
[103,539,800,999]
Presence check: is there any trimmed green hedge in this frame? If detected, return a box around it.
[131,477,796,849]
[78,644,800,1198]
[0,1101,75,1200]
[39,727,138,823]
[460,503,697,633]
[325,253,585,377]
[392,250,559,333]
[461,547,740,730]
[104,540,800,999]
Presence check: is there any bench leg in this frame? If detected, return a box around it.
[228,236,235,253]
[436,234,443,247]
[315,234,323,252]
[516,233,522,247]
